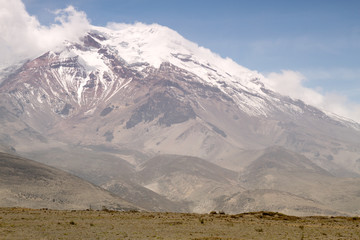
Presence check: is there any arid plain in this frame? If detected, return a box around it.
[1,208,359,239]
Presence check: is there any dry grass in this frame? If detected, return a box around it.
[0,208,359,239]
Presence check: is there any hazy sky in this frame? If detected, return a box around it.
[2,0,360,121]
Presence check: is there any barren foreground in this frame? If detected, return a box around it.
[0,208,359,239]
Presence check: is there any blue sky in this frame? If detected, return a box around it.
[3,0,360,120]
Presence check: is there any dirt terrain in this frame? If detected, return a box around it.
[0,208,359,239]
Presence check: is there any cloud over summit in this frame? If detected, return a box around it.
[0,0,90,66]
[264,70,360,122]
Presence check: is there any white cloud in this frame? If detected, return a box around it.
[264,70,360,123]
[263,70,324,106]
[0,0,90,67]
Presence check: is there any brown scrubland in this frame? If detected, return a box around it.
[0,207,359,239]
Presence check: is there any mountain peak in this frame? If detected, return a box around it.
[91,23,264,94]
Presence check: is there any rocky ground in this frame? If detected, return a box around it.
[0,208,359,239]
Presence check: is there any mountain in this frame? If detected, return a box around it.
[0,152,138,211]
[238,147,360,215]
[1,23,360,215]
[137,154,242,213]
[22,145,188,212]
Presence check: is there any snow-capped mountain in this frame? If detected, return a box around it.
[1,23,274,116]
[1,23,360,215]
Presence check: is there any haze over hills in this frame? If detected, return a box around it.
[0,151,137,210]
[0,23,360,215]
